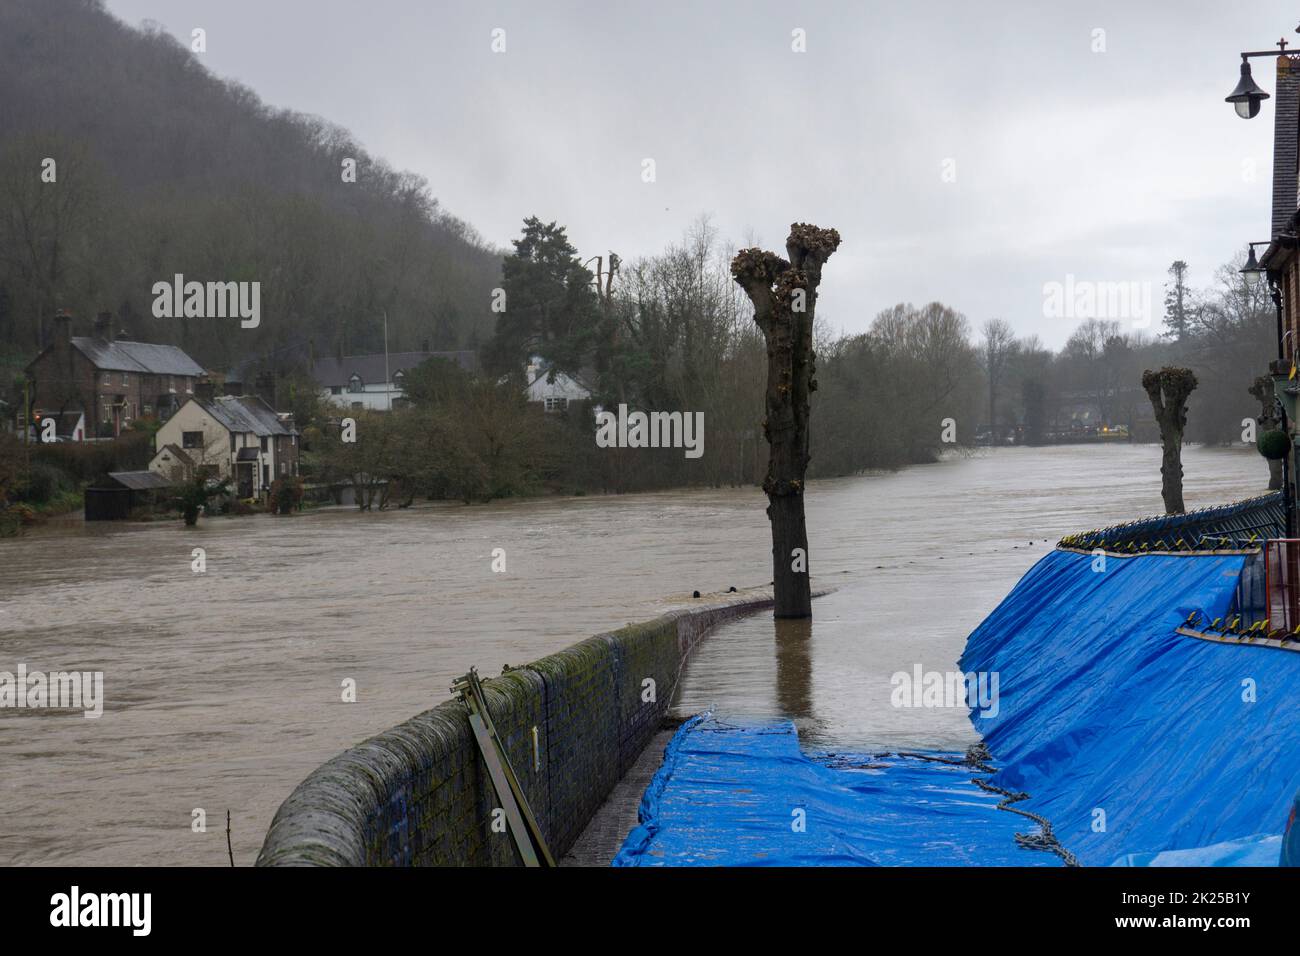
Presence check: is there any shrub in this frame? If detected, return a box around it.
[21,461,73,504]
[268,475,304,515]
[30,431,151,481]
[1259,429,1291,461]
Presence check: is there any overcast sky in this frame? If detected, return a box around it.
[107,0,1297,348]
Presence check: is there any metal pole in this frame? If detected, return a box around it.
[382,309,391,411]
[1272,280,1285,363]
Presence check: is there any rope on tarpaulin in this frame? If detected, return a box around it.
[964,741,1080,867]
[888,743,1081,867]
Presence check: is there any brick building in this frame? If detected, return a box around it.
[24,311,206,438]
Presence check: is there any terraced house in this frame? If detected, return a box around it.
[24,311,206,437]
[152,393,299,499]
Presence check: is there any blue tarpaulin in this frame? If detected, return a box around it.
[615,549,1300,866]
[961,549,1300,867]
[613,714,1062,866]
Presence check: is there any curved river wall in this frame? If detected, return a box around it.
[257,592,776,865]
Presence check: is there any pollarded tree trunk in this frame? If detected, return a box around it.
[732,223,841,618]
[1142,367,1198,514]
[1249,375,1283,491]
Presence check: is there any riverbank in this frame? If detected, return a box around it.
[257,586,794,866]
[0,444,1269,864]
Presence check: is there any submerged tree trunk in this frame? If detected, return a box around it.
[1142,367,1198,515]
[732,223,841,618]
[1249,375,1283,491]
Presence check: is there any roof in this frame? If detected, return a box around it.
[194,395,295,438]
[152,444,194,467]
[106,470,173,491]
[46,409,85,438]
[310,351,477,388]
[525,358,593,398]
[525,364,591,401]
[72,337,205,377]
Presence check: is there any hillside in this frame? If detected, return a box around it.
[0,0,502,376]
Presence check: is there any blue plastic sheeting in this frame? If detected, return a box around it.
[961,549,1300,867]
[1111,834,1282,867]
[613,714,1063,866]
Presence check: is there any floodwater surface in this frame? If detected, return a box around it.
[0,444,1266,864]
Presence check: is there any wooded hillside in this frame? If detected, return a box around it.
[0,0,502,373]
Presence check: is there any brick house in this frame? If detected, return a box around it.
[24,311,206,438]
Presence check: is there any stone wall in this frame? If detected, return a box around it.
[256,592,776,866]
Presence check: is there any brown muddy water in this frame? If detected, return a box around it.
[0,445,1266,865]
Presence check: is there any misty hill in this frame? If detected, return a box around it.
[0,0,502,374]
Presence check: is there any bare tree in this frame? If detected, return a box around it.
[731,223,840,619]
[980,318,1016,439]
[1142,367,1198,514]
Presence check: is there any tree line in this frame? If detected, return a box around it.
[0,0,502,380]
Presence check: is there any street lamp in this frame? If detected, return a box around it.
[1224,32,1300,119]
[1226,58,1271,118]
[1241,242,1268,288]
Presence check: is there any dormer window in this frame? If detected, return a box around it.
[347,374,364,393]
[392,369,405,387]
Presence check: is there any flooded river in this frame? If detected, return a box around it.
[0,444,1266,865]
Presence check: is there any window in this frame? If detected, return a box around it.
[348,374,364,393]
[260,436,268,452]
[230,433,237,453]
[544,397,569,412]
[392,369,405,387]
[182,431,203,449]
[122,372,129,386]
[351,402,364,410]
[280,461,287,476]
[330,386,342,395]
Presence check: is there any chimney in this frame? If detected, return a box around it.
[93,312,112,341]
[194,381,216,402]
[116,327,130,341]
[223,380,244,397]
[52,310,72,350]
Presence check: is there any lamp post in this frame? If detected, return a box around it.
[1240,241,1281,359]
[1228,29,1300,542]
[1224,35,1294,118]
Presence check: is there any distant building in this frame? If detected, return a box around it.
[151,393,298,499]
[311,350,477,411]
[24,311,206,438]
[39,409,87,442]
[524,357,591,413]
[148,444,195,483]
[84,470,174,521]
